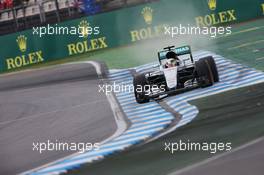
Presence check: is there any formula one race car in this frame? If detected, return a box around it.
[133,45,219,103]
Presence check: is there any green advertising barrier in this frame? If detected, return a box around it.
[0,0,263,72]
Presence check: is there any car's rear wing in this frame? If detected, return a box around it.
[158,45,194,64]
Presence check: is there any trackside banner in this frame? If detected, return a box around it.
[0,0,263,72]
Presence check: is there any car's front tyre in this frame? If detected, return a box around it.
[202,56,219,82]
[195,57,215,87]
[133,73,150,103]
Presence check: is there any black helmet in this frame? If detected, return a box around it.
[166,51,178,59]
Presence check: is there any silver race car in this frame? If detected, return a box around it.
[133,45,219,103]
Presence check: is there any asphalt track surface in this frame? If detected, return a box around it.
[0,63,116,175]
[174,137,264,175]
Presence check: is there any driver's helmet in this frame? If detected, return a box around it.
[165,58,177,68]
[165,51,179,68]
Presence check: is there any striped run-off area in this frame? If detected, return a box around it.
[26,51,264,174]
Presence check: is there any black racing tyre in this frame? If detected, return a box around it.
[195,58,214,88]
[202,56,219,82]
[133,73,150,103]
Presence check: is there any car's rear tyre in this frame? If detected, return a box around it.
[133,73,150,103]
[195,58,214,87]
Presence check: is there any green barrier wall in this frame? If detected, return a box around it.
[0,0,263,72]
